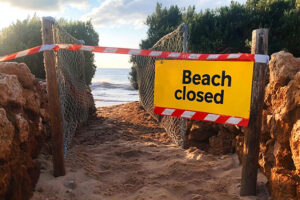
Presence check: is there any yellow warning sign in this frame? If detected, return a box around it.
[154,60,254,118]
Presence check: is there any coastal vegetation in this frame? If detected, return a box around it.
[0,16,99,85]
[129,0,300,89]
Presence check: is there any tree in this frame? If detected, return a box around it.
[129,3,183,89]
[140,3,183,49]
[0,16,44,78]
[252,0,300,55]
[189,2,252,53]
[129,0,299,89]
[186,0,299,55]
[58,19,99,85]
[0,16,99,85]
[128,65,138,89]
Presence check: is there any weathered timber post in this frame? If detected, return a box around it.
[41,17,66,177]
[240,29,269,196]
[181,23,188,149]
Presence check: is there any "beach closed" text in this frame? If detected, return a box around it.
[174,70,232,104]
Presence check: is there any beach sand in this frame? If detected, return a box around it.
[32,102,269,200]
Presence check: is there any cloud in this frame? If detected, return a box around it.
[83,0,246,28]
[83,0,153,28]
[1,0,90,11]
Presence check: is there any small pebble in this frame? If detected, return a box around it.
[64,180,76,189]
[36,187,43,193]
[66,189,73,193]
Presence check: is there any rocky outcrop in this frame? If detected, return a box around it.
[209,129,236,155]
[0,62,35,89]
[0,73,25,106]
[185,121,218,150]
[185,51,300,200]
[259,51,300,200]
[290,120,300,172]
[186,121,240,155]
[269,167,300,200]
[0,108,15,160]
[0,62,49,200]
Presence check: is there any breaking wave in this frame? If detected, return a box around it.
[91,81,135,90]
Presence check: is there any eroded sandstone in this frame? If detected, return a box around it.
[0,62,49,200]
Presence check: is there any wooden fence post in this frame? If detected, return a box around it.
[41,17,65,177]
[240,28,269,196]
[181,23,188,149]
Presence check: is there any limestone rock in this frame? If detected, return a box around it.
[23,89,40,115]
[233,52,299,200]
[0,108,14,160]
[259,139,275,177]
[290,120,300,172]
[186,119,241,154]
[269,167,299,200]
[265,52,300,121]
[15,113,29,143]
[259,52,300,200]
[0,65,50,199]
[0,73,25,106]
[36,81,48,108]
[273,141,295,170]
[0,164,11,196]
[188,128,216,142]
[235,135,244,163]
[40,108,50,122]
[268,51,300,86]
[209,130,235,155]
[0,62,35,89]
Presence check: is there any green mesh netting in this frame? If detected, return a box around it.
[53,23,95,155]
[134,24,188,147]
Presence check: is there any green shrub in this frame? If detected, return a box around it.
[0,16,44,78]
[0,16,99,85]
[129,0,299,87]
[129,65,138,90]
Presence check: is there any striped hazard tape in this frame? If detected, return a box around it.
[0,44,269,63]
[0,43,269,126]
[154,107,249,127]
[0,43,269,127]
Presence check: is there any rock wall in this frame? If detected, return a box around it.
[0,62,49,200]
[259,51,300,200]
[185,121,241,155]
[186,51,300,200]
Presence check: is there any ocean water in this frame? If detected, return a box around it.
[91,68,139,107]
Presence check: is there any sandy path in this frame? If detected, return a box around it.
[32,102,269,200]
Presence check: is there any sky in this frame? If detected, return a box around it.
[0,0,247,68]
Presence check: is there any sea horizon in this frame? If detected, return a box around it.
[91,68,139,107]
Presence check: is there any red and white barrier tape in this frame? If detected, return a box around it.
[0,44,269,63]
[154,107,249,127]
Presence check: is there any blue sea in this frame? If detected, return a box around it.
[91,68,139,107]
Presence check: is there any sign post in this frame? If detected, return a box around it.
[240,28,269,196]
